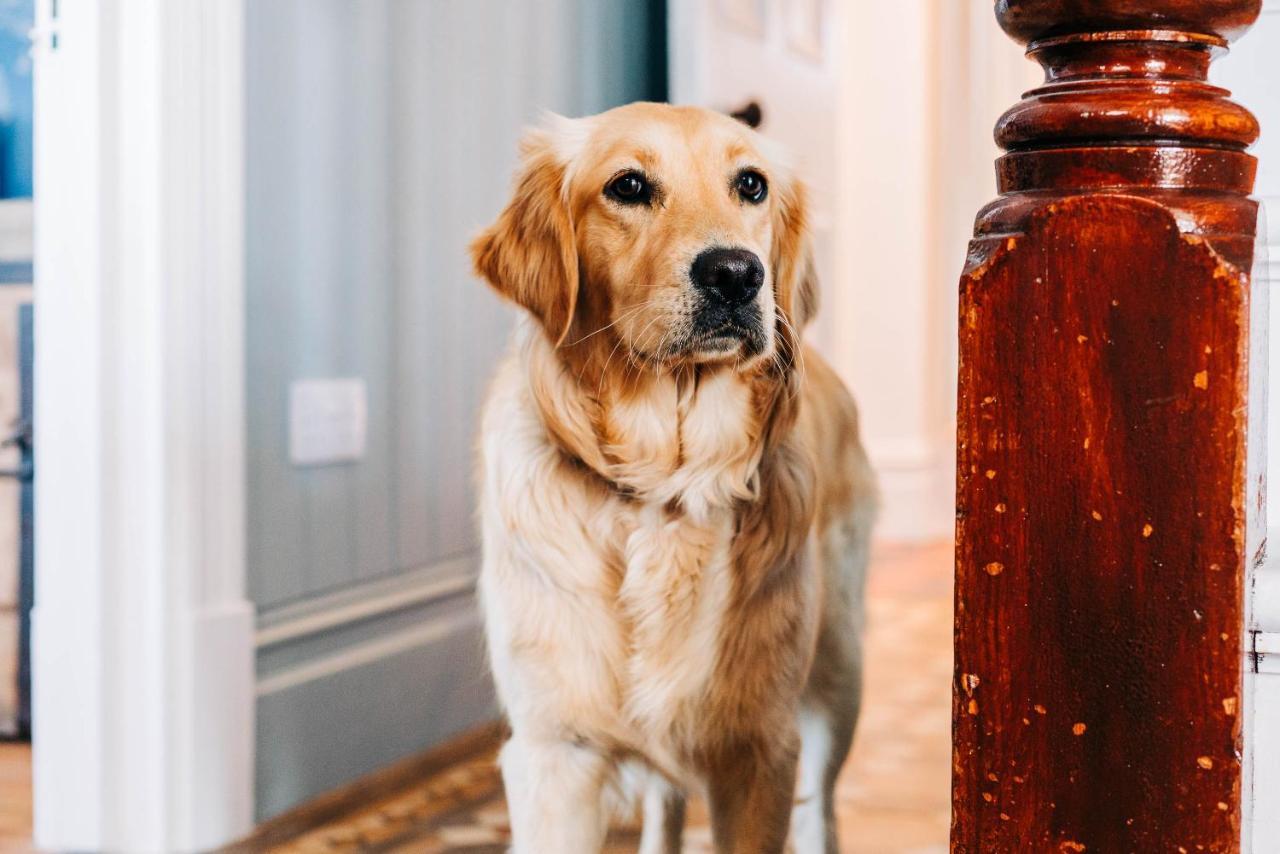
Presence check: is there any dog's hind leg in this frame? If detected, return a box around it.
[790,694,858,854]
[792,585,864,852]
[793,491,872,853]
[637,775,686,854]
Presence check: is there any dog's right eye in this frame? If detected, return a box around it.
[605,171,651,205]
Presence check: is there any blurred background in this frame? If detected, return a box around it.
[235,1,1029,838]
[0,0,31,752]
[1,1,1276,852]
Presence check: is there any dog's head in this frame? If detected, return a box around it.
[471,103,816,373]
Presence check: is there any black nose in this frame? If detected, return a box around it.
[690,247,764,307]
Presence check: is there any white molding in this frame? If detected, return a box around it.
[256,558,476,649]
[32,0,252,851]
[256,608,478,697]
[1249,538,1280,853]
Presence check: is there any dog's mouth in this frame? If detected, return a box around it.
[628,302,768,368]
[683,304,768,362]
[690,323,762,354]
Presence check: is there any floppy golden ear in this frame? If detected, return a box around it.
[770,177,819,331]
[471,130,579,346]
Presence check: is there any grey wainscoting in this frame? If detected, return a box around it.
[246,0,665,822]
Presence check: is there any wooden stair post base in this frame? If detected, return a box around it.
[953,2,1265,851]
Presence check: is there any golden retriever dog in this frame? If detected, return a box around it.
[471,102,876,854]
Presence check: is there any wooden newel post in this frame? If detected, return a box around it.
[953,1,1265,850]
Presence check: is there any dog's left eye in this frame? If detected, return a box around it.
[735,170,768,204]
[605,171,652,205]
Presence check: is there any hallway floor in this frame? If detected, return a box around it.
[0,540,954,854]
[255,540,955,854]
[0,741,31,853]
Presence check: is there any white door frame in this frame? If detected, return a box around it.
[32,0,253,850]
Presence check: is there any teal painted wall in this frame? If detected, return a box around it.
[0,0,31,198]
[245,0,666,820]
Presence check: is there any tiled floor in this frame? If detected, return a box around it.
[0,741,32,854]
[262,539,955,854]
[0,540,954,854]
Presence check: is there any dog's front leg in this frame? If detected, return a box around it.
[706,735,800,854]
[500,735,609,853]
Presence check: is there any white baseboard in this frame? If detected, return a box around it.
[186,602,256,851]
[871,448,954,543]
[256,607,475,698]
[256,556,476,649]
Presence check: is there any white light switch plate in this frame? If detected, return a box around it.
[289,378,367,466]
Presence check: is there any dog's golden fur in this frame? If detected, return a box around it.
[471,103,876,854]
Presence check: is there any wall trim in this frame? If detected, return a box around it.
[256,556,476,649]
[253,601,494,821]
[32,0,252,850]
[1249,533,1280,852]
[257,607,478,697]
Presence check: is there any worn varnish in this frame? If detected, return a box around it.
[953,2,1264,852]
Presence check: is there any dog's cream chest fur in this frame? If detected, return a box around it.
[479,341,764,778]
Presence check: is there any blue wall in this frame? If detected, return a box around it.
[0,0,30,199]
[245,0,666,820]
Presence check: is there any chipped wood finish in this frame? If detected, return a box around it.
[954,2,1264,851]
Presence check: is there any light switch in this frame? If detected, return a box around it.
[289,378,367,466]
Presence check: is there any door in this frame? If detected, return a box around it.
[0,0,32,740]
[0,281,31,740]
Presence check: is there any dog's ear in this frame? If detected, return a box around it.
[770,176,819,332]
[471,128,579,346]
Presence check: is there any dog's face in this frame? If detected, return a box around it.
[568,107,782,366]
[473,103,816,373]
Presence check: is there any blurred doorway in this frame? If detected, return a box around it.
[0,0,32,743]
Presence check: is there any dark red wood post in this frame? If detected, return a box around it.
[953,2,1265,851]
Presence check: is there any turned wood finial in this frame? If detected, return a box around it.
[979,0,1263,263]
[955,4,1265,852]
[997,0,1262,45]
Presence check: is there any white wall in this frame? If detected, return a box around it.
[1215,3,1280,849]
[828,1,1035,541]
